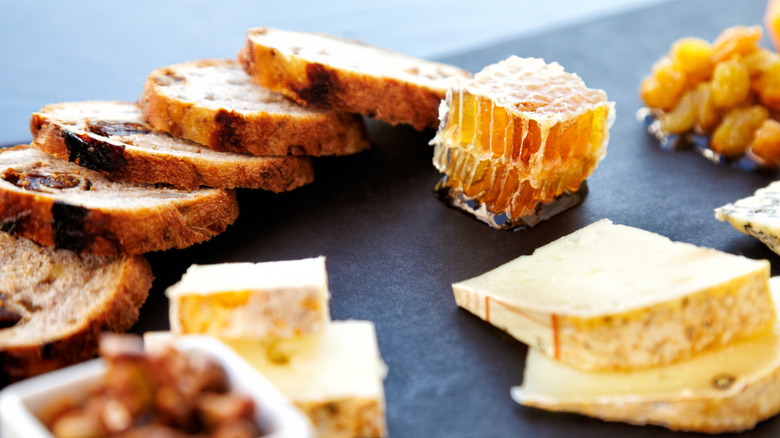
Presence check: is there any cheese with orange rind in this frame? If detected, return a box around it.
[511,278,780,434]
[166,257,330,340]
[453,219,774,371]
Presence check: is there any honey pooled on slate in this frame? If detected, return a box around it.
[431,56,614,229]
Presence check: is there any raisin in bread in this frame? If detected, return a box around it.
[0,145,239,255]
[238,27,473,130]
[30,101,314,191]
[140,59,369,157]
[0,231,152,384]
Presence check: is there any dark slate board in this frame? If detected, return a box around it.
[5,0,780,436]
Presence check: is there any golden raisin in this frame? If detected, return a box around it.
[660,89,697,134]
[671,37,714,84]
[693,82,720,134]
[756,60,780,110]
[711,25,763,63]
[639,58,686,111]
[711,58,751,108]
[743,48,779,76]
[711,105,768,157]
[751,118,780,166]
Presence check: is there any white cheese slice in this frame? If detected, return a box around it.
[227,321,387,438]
[166,257,330,339]
[716,181,780,255]
[510,277,780,433]
[453,219,773,371]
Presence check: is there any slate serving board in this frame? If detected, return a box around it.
[4,0,780,436]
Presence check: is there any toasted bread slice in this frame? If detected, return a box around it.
[140,59,369,157]
[30,101,314,191]
[0,231,152,384]
[0,145,239,255]
[238,27,472,130]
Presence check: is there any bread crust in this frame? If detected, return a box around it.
[0,233,152,384]
[0,145,239,255]
[139,59,370,157]
[239,27,472,131]
[30,101,315,191]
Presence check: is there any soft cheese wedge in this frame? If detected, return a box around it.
[716,181,780,256]
[225,320,387,438]
[453,219,773,371]
[511,278,780,433]
[166,257,330,339]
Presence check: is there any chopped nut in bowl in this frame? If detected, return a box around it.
[0,334,313,438]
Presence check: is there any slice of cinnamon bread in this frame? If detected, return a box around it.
[140,59,370,157]
[0,231,152,384]
[30,101,314,191]
[0,145,239,255]
[238,27,473,130]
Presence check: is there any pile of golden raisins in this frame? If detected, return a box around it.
[640,25,780,168]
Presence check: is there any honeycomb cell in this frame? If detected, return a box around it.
[432,56,613,229]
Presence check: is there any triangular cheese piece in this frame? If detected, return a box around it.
[453,219,773,370]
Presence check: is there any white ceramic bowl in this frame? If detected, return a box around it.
[0,335,314,438]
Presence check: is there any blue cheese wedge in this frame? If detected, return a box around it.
[510,277,780,434]
[166,257,330,339]
[715,181,780,256]
[453,219,773,371]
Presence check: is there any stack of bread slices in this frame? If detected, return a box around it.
[0,27,468,400]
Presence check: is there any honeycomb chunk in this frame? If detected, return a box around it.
[431,56,614,229]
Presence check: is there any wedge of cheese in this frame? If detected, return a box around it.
[716,181,780,256]
[453,219,773,371]
[511,277,780,433]
[224,320,387,438]
[166,257,330,339]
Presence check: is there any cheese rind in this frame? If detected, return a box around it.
[166,257,330,339]
[453,219,774,370]
[511,278,780,433]
[716,181,780,256]
[225,320,387,438]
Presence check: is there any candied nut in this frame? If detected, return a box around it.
[185,351,230,394]
[212,419,262,438]
[50,410,107,438]
[154,385,195,431]
[197,392,256,431]
[98,333,145,361]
